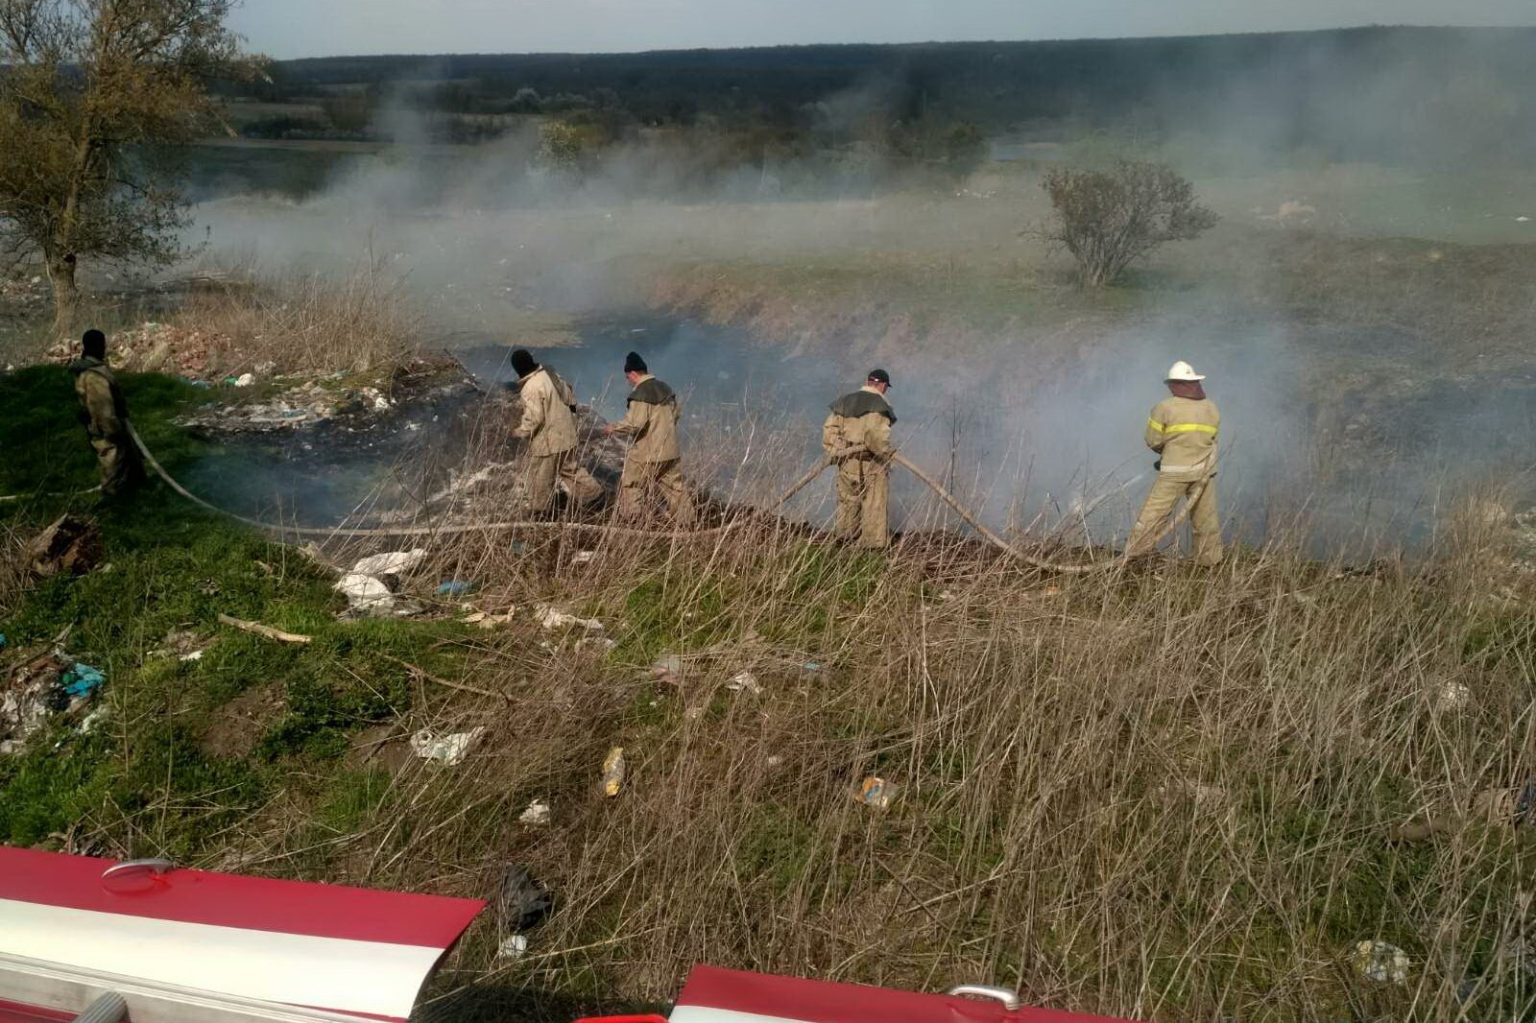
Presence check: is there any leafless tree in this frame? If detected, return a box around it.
[1042,160,1218,287]
[0,0,250,332]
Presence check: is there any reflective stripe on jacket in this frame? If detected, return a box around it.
[1145,396,1219,479]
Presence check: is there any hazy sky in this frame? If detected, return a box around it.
[231,0,1536,58]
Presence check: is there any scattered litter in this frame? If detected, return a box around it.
[409,727,485,765]
[575,636,617,653]
[497,865,553,932]
[684,705,705,721]
[180,650,205,663]
[601,746,626,797]
[1352,940,1410,984]
[571,551,596,565]
[652,654,684,681]
[535,604,604,631]
[518,799,552,826]
[496,935,529,959]
[0,635,6,650]
[856,776,895,809]
[61,664,105,700]
[801,662,822,674]
[335,573,396,614]
[766,755,784,769]
[28,515,102,579]
[437,580,480,598]
[463,610,516,630]
[1518,216,1531,223]
[78,707,109,735]
[351,549,426,577]
[1438,681,1471,710]
[726,671,763,695]
[233,373,255,388]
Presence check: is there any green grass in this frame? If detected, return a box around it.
[0,367,473,856]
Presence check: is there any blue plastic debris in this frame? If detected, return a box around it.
[0,634,7,650]
[61,663,105,699]
[437,580,480,597]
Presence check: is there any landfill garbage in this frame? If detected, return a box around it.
[518,799,552,826]
[601,746,626,797]
[535,604,604,631]
[462,610,517,630]
[1438,681,1471,710]
[497,865,553,932]
[351,549,426,577]
[408,727,485,765]
[180,650,205,663]
[28,515,102,579]
[496,935,529,959]
[801,662,822,674]
[78,707,109,735]
[856,776,895,809]
[1352,940,1410,984]
[437,580,479,598]
[335,572,396,614]
[726,671,763,696]
[61,664,105,699]
[233,373,255,388]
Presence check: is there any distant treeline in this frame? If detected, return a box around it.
[223,27,1536,166]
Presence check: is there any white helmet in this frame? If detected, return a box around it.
[1166,360,1206,382]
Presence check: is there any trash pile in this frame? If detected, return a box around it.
[1,640,106,756]
[178,379,386,433]
[334,549,427,618]
[44,322,227,379]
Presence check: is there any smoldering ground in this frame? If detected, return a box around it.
[172,35,1536,553]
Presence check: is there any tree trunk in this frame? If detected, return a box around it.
[47,253,78,338]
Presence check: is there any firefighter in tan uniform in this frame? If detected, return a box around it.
[822,369,895,549]
[1127,361,1222,565]
[602,352,695,525]
[69,329,143,497]
[510,348,602,514]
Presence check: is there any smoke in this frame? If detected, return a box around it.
[178,29,1536,551]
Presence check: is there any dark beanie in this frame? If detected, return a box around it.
[510,349,538,378]
[624,351,647,375]
[81,329,106,358]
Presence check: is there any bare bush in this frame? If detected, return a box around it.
[1043,161,1219,286]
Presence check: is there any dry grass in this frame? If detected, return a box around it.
[168,261,423,377]
[192,422,1536,1023]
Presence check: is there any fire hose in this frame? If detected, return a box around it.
[127,425,1201,566]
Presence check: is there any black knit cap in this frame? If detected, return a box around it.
[510,349,538,378]
[624,351,648,375]
[81,329,106,358]
[867,368,891,388]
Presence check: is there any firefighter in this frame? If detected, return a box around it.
[69,329,143,497]
[1127,360,1222,565]
[601,352,695,525]
[509,348,602,514]
[822,369,895,549]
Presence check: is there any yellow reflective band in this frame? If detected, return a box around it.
[1147,417,1165,433]
[1163,422,1218,436]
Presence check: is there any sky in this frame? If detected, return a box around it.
[231,0,1536,58]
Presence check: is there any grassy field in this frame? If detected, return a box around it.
[2,355,1534,1021]
[3,149,1535,1021]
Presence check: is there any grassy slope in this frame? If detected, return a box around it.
[0,367,470,857]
